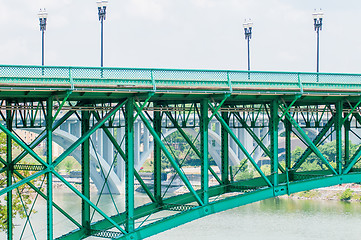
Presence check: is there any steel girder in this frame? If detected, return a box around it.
[1,92,361,240]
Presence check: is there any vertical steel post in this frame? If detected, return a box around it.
[335,101,343,174]
[270,100,279,187]
[81,110,91,235]
[344,115,350,167]
[153,103,162,204]
[221,112,229,187]
[285,118,292,172]
[6,101,13,240]
[200,100,209,204]
[46,97,53,239]
[125,98,134,232]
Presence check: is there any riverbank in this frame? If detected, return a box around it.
[285,183,361,202]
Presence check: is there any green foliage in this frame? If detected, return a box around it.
[54,157,81,174]
[339,188,354,201]
[297,190,320,198]
[234,161,254,181]
[0,132,41,233]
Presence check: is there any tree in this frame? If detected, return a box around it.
[0,132,37,233]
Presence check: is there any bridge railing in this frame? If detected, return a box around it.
[0,65,361,92]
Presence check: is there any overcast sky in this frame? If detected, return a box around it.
[0,0,360,73]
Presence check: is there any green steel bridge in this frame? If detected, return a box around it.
[1,65,361,239]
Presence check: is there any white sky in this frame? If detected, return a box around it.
[0,0,360,73]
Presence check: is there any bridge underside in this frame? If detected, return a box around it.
[1,66,361,239]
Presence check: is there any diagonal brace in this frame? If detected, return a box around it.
[209,103,273,187]
[134,103,204,206]
[92,111,156,203]
[279,105,337,175]
[52,101,126,167]
[165,111,222,184]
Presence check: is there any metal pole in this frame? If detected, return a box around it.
[100,18,104,68]
[316,28,319,73]
[42,30,45,66]
[247,37,250,71]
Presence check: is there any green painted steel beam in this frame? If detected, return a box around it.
[291,116,335,171]
[164,111,222,184]
[221,112,229,186]
[52,171,127,234]
[113,171,361,240]
[12,107,78,166]
[279,105,337,174]
[12,169,82,229]
[154,103,162,204]
[125,98,135,232]
[209,103,272,187]
[58,178,227,240]
[344,117,350,166]
[6,101,13,240]
[46,97,54,240]
[134,103,204,206]
[0,120,48,168]
[270,100,279,187]
[232,110,285,173]
[81,110,91,236]
[335,101,343,174]
[52,100,126,167]
[91,111,156,202]
[200,99,209,204]
[0,168,49,196]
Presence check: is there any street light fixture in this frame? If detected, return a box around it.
[313,9,324,73]
[38,8,48,66]
[243,19,253,71]
[97,0,108,68]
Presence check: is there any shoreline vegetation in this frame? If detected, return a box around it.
[284,183,361,202]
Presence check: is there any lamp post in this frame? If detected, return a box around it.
[243,19,253,71]
[38,9,48,66]
[97,0,108,68]
[313,9,324,73]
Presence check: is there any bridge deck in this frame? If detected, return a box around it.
[1,65,361,102]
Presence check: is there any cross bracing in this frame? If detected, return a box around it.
[1,65,361,239]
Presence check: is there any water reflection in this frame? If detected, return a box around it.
[3,192,361,240]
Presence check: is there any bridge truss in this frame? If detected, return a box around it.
[1,65,361,239]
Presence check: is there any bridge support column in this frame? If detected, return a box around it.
[285,117,292,182]
[344,116,350,167]
[221,112,229,185]
[125,98,135,232]
[81,109,91,235]
[335,101,343,174]
[46,97,54,239]
[154,103,162,204]
[200,99,209,204]
[6,101,13,240]
[270,100,279,187]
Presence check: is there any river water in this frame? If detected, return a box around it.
[3,190,361,240]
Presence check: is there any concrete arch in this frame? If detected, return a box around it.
[26,128,122,194]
